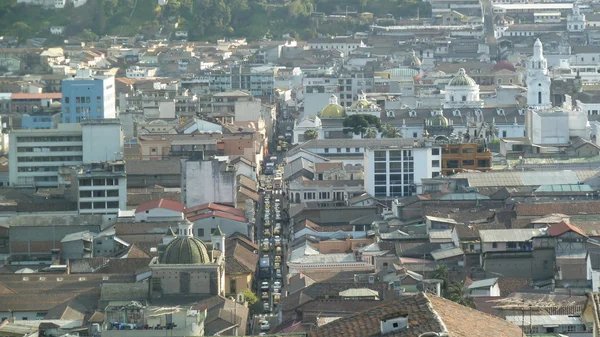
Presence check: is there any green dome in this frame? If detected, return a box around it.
[432,113,449,126]
[160,236,211,265]
[321,104,345,118]
[448,68,476,87]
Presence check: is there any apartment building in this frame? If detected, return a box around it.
[61,70,116,123]
[70,161,127,215]
[208,65,279,102]
[9,119,123,187]
[440,142,492,176]
[363,141,442,198]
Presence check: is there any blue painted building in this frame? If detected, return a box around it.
[61,70,116,124]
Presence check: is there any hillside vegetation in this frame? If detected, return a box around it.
[0,0,430,42]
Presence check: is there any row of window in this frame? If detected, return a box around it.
[80,201,120,209]
[17,146,82,153]
[79,190,120,198]
[65,96,102,104]
[17,156,82,162]
[324,147,361,154]
[374,174,414,185]
[79,178,120,186]
[374,162,415,173]
[374,150,415,161]
[17,136,82,142]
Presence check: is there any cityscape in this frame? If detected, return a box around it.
[3,0,600,336]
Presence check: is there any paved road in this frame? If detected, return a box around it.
[481,0,498,60]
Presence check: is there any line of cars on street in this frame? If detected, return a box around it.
[257,181,285,333]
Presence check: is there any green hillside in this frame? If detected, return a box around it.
[0,0,430,43]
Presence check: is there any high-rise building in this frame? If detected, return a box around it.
[364,142,441,198]
[9,119,123,187]
[61,69,116,123]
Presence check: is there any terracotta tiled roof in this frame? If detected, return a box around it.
[185,202,246,218]
[135,199,185,213]
[515,201,600,217]
[11,92,62,99]
[309,292,523,337]
[547,221,587,237]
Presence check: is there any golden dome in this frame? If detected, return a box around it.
[432,113,449,127]
[321,104,346,118]
[320,94,345,118]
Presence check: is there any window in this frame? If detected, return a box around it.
[65,97,70,103]
[502,130,507,137]
[507,242,517,248]
[197,228,204,237]
[107,190,119,197]
[107,201,119,208]
[462,160,474,166]
[462,148,474,154]
[389,162,402,172]
[336,148,341,153]
[432,160,440,167]
[375,162,386,173]
[543,260,548,269]
[79,191,91,198]
[492,242,498,248]
[497,78,502,84]
[462,95,467,102]
[413,132,417,138]
[432,148,440,155]
[355,148,360,152]
[346,148,350,152]
[375,174,387,185]
[446,160,460,168]
[374,151,386,161]
[324,148,329,153]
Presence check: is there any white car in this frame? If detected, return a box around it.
[261,282,269,290]
[260,320,270,331]
[273,281,282,291]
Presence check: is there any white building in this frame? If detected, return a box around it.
[567,4,586,32]
[9,120,124,187]
[526,39,551,108]
[363,141,441,198]
[126,66,158,79]
[443,68,484,109]
[307,38,365,53]
[50,26,65,35]
[526,39,590,145]
[181,157,236,207]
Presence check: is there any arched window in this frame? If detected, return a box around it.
[538,91,542,104]
[462,95,467,102]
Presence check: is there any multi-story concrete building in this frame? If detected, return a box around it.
[61,70,116,123]
[363,141,442,198]
[67,161,127,215]
[208,65,279,102]
[440,142,493,176]
[9,119,123,187]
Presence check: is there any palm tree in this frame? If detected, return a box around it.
[434,265,449,296]
[363,127,378,139]
[303,129,318,141]
[381,124,403,138]
[485,122,499,142]
[445,281,476,308]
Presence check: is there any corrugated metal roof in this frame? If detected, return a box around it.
[479,228,545,242]
[453,170,598,187]
[535,184,594,192]
[468,278,498,289]
[505,314,583,327]
[431,247,464,260]
[439,193,490,200]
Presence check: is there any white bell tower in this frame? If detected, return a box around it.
[526,39,551,108]
[568,4,586,32]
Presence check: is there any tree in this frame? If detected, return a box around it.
[445,281,475,308]
[381,124,402,138]
[485,122,498,141]
[343,114,382,136]
[78,29,98,42]
[241,288,258,305]
[363,127,377,138]
[434,265,449,296]
[304,129,318,141]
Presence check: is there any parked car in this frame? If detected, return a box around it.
[260,320,270,331]
[275,269,282,279]
[261,292,269,300]
[263,229,271,237]
[274,255,281,263]
[261,282,269,290]
[273,281,282,291]
[262,303,270,313]
[275,247,282,255]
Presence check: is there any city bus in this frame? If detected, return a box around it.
[259,256,271,279]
